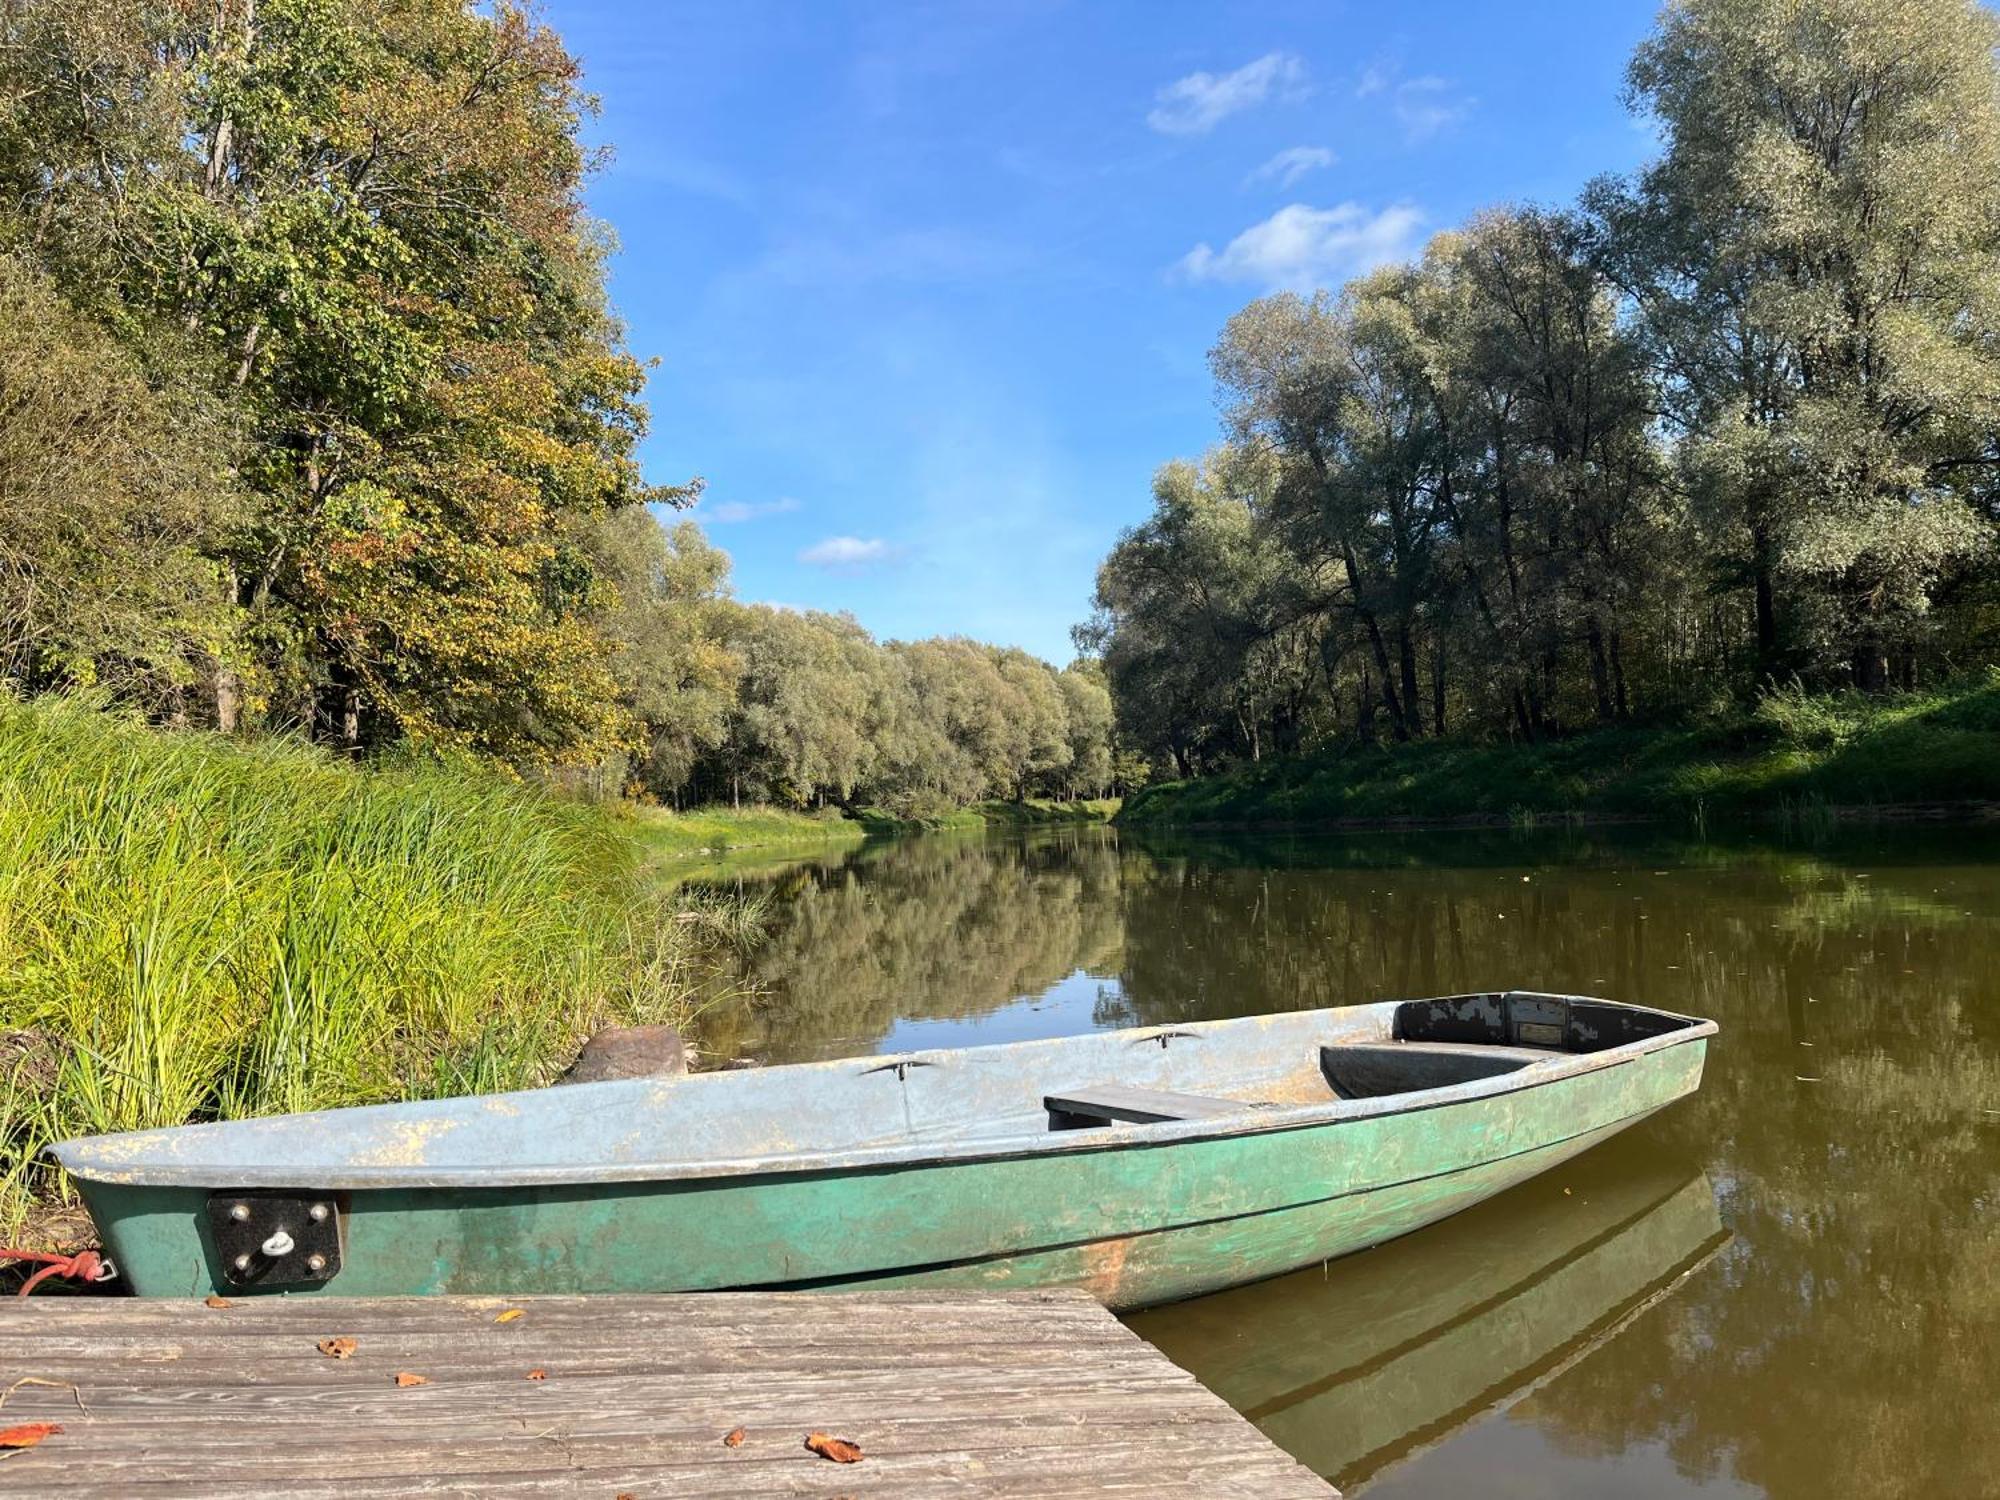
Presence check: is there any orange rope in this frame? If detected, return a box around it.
[0,1247,110,1296]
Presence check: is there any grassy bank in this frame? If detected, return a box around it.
[856,798,1122,833]
[635,796,1120,858]
[1118,678,2000,831]
[631,803,869,861]
[0,697,732,1240]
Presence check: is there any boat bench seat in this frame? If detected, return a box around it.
[1044,1082,1262,1131]
[1320,1040,1564,1101]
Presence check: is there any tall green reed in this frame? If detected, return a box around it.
[0,695,715,1237]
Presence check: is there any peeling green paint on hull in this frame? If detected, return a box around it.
[74,1024,1707,1310]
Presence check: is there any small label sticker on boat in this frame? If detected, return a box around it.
[1516,1021,1566,1047]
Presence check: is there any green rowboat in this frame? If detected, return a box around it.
[52,991,1714,1307]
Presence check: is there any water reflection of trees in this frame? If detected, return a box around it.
[691,833,1125,1062]
[707,827,2000,1496]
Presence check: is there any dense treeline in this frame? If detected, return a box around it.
[1083,0,2000,778]
[588,514,1121,813]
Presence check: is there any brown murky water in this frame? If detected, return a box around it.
[698,824,2000,1499]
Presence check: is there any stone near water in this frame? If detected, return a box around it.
[559,1025,687,1083]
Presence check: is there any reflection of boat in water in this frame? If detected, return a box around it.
[1129,1150,1727,1493]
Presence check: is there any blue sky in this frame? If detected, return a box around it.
[556,1,1664,663]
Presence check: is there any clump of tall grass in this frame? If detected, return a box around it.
[0,694,724,1239]
[1751,678,1865,749]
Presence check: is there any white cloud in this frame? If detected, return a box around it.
[799,536,903,569]
[1147,52,1305,136]
[1176,202,1425,291]
[702,496,801,525]
[1247,145,1336,189]
[1354,60,1475,142]
[1391,76,1475,141]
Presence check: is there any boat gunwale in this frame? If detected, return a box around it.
[50,1001,1717,1191]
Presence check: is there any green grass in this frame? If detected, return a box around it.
[629,803,869,860]
[0,696,733,1241]
[853,798,1121,833]
[634,796,1121,855]
[1117,676,2000,830]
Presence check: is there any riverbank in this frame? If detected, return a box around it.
[633,796,1119,859]
[0,698,735,1241]
[1118,678,2000,831]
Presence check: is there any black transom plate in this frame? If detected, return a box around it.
[206,1190,342,1288]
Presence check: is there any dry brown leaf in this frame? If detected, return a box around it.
[804,1431,864,1463]
[524,1369,548,1381]
[316,1337,358,1360]
[722,1426,746,1448]
[203,1295,232,1309]
[392,1372,428,1388]
[493,1308,524,1324]
[0,1424,60,1450]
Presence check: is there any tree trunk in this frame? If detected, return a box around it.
[1397,624,1422,741]
[213,561,241,732]
[1610,627,1630,719]
[1340,539,1410,741]
[1585,617,1616,723]
[1750,514,1778,677]
[1852,636,1889,694]
[1430,640,1446,737]
[1511,687,1536,742]
[314,663,360,754]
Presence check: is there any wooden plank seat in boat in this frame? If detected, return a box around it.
[1045,1081,1265,1130]
[1320,1039,1566,1100]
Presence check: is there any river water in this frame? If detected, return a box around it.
[695,824,2000,1498]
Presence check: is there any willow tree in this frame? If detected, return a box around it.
[1083,446,1321,771]
[1597,0,2000,687]
[586,510,740,802]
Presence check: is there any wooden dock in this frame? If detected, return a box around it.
[0,1289,1334,1498]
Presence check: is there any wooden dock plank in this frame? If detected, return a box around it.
[0,1291,1334,1498]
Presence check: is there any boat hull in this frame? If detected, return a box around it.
[81,1033,1706,1308]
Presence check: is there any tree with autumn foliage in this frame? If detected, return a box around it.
[0,0,673,765]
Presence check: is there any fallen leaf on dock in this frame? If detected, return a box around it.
[203,1295,232,1309]
[805,1432,864,1463]
[392,1372,428,1387]
[723,1426,746,1447]
[316,1337,358,1360]
[0,1424,61,1449]
[525,1369,547,1381]
[493,1308,524,1324]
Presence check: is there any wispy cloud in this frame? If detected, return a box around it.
[799,535,905,570]
[1391,76,1475,141]
[1147,52,1305,136]
[702,496,801,525]
[1247,145,1336,189]
[1176,202,1425,291]
[1355,60,1475,143]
